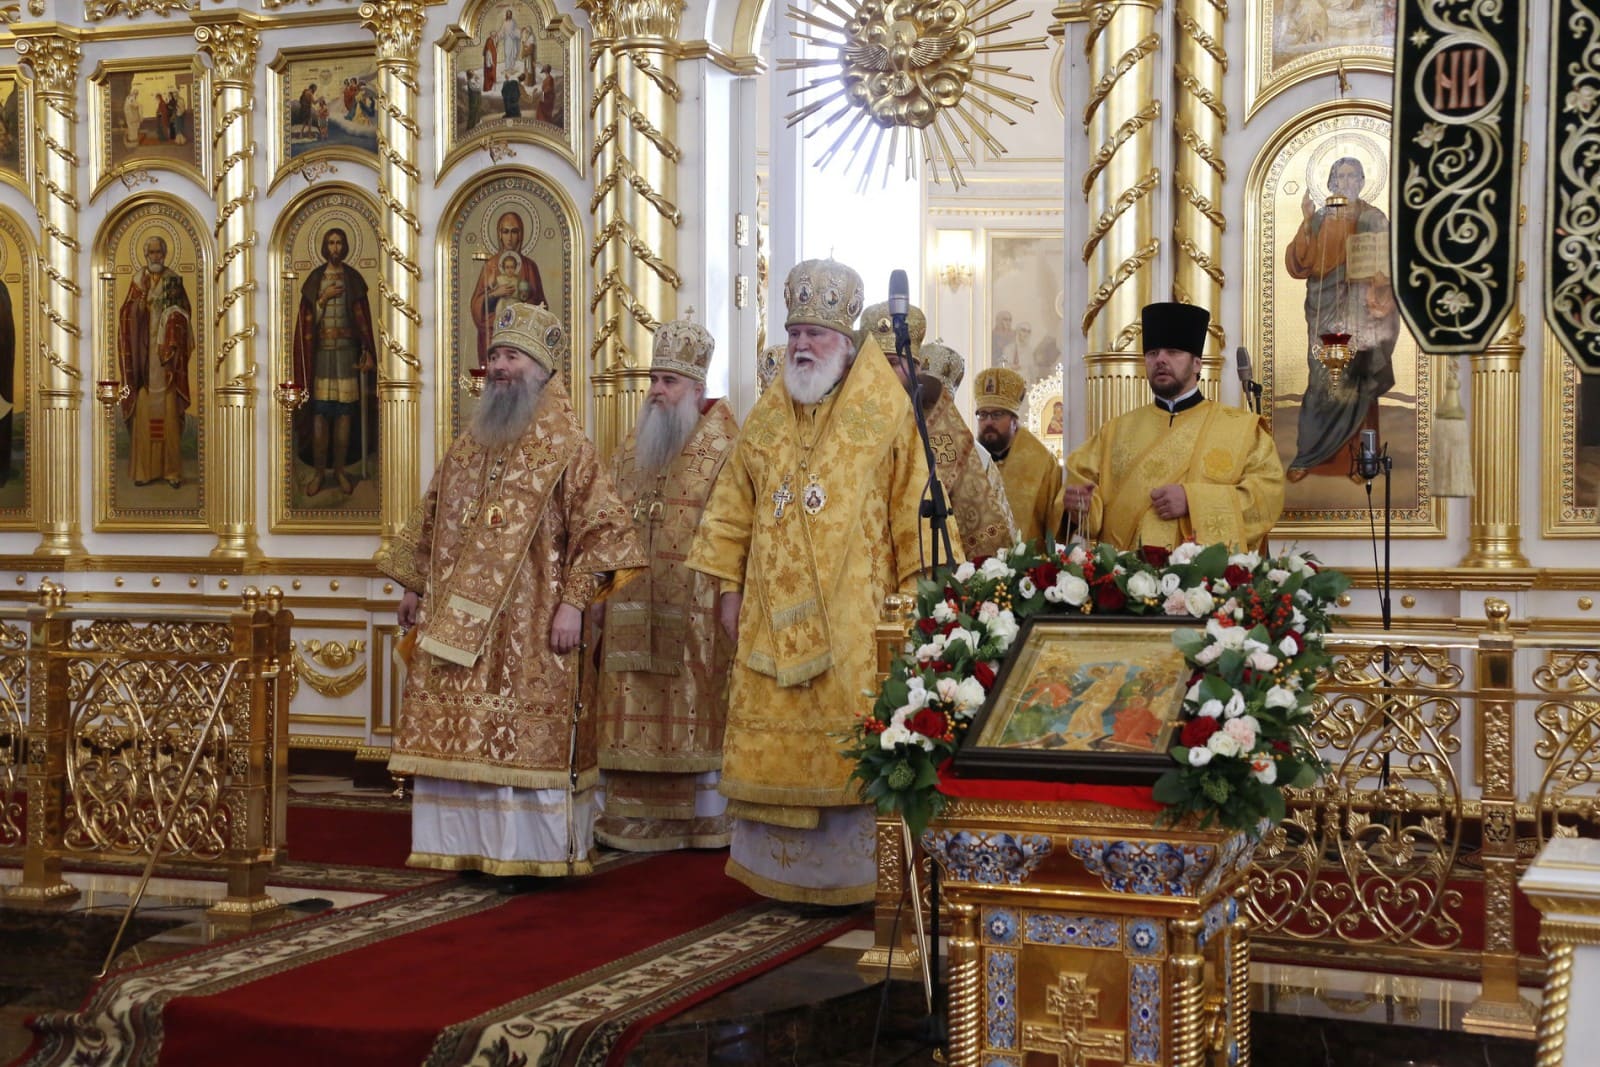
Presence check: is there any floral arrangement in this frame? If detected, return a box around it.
[843,539,1351,837]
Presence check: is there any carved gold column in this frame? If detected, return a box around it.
[359,1,425,552]
[580,0,684,457]
[1172,0,1225,398]
[14,35,85,559]
[1080,0,1162,434]
[1460,314,1529,567]
[194,19,262,561]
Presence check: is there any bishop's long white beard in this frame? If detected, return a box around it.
[635,389,701,473]
[470,374,544,449]
[783,345,848,405]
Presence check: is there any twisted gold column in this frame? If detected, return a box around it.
[1080,0,1162,434]
[580,0,684,457]
[1461,316,1530,567]
[1229,888,1252,1066]
[14,35,85,559]
[944,899,981,1067]
[360,1,425,551]
[1169,917,1206,1067]
[1536,938,1572,1067]
[195,19,262,562]
[1172,0,1225,399]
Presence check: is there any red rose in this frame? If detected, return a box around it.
[931,660,952,673]
[1027,562,1060,590]
[1094,581,1127,612]
[940,620,959,637]
[1224,564,1252,587]
[974,661,997,689]
[908,708,949,739]
[1139,545,1171,568]
[917,618,937,636]
[1180,717,1220,747]
[971,555,990,569]
[1271,739,1292,754]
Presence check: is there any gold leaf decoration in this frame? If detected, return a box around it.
[779,0,1047,189]
[291,639,368,698]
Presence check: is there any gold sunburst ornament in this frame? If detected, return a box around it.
[781,0,1047,189]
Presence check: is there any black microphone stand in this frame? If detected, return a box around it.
[892,312,951,1054]
[1358,440,1395,790]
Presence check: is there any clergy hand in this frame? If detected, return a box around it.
[1063,483,1095,514]
[398,589,420,629]
[551,603,583,653]
[719,591,742,644]
[1150,484,1189,521]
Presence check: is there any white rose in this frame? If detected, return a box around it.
[987,611,1019,649]
[915,637,946,662]
[1194,643,1224,666]
[1223,691,1247,718]
[1228,551,1261,570]
[932,600,957,624]
[1212,579,1231,596]
[1267,568,1290,585]
[978,557,1012,581]
[1017,576,1038,599]
[1127,571,1159,600]
[880,722,916,750]
[1162,590,1190,616]
[1292,608,1307,627]
[977,601,1000,623]
[904,685,931,713]
[1159,572,1183,597]
[1265,685,1298,710]
[1207,731,1243,758]
[1188,745,1215,767]
[1250,755,1278,784]
[1206,617,1247,649]
[996,547,1010,561]
[1247,649,1280,672]
[1223,715,1259,747]
[936,677,960,704]
[1294,588,1312,605]
[1113,564,1127,576]
[1059,574,1090,607]
[955,676,987,712]
[946,627,980,654]
[1183,586,1215,616]
[1170,541,1203,565]
[1197,698,1224,719]
[1068,544,1089,566]
[1287,554,1308,573]
[1278,635,1299,658]
[1186,681,1204,704]
[954,562,976,582]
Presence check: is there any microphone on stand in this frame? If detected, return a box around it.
[1357,428,1383,483]
[888,269,913,366]
[1235,346,1260,413]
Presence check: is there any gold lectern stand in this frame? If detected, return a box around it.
[868,800,1256,1067]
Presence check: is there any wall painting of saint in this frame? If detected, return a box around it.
[90,58,208,200]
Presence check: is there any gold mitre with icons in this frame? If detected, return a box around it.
[756,343,785,393]
[974,366,1027,415]
[860,300,927,359]
[783,257,865,336]
[490,302,564,373]
[651,317,714,383]
[920,339,965,394]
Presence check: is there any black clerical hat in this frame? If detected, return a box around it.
[1141,302,1210,358]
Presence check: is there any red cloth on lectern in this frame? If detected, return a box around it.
[936,760,1162,811]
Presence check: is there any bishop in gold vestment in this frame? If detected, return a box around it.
[596,318,738,851]
[687,259,937,905]
[862,303,1016,558]
[380,304,645,882]
[1064,302,1285,550]
[975,367,1065,547]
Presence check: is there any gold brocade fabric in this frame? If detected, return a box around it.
[598,399,738,774]
[379,378,647,790]
[1066,399,1286,551]
[996,426,1065,547]
[687,339,939,818]
[926,392,1016,558]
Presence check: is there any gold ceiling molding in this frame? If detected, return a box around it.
[84,0,194,20]
[781,0,1048,188]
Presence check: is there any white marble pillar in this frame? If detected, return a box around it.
[1522,837,1600,1065]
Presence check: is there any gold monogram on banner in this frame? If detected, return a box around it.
[780,0,1047,187]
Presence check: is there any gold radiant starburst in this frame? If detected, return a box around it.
[781,0,1047,189]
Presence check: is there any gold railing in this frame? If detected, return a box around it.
[0,583,292,922]
[868,596,1595,1037]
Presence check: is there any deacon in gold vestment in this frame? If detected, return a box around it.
[380,303,645,886]
[861,302,1016,558]
[1064,302,1285,550]
[595,317,738,851]
[975,366,1065,547]
[687,259,939,904]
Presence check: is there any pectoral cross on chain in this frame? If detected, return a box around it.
[772,477,794,520]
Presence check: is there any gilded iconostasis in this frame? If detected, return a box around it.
[0,0,1582,761]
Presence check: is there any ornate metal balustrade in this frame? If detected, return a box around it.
[867,596,1600,1038]
[0,583,292,921]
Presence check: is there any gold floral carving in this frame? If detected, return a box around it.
[291,639,369,698]
[1082,236,1160,341]
[194,23,261,86]
[299,160,338,184]
[0,3,19,21]
[359,0,426,62]
[1080,101,1160,195]
[1084,33,1159,124]
[84,0,194,19]
[117,169,157,190]
[484,140,519,163]
[1082,168,1159,262]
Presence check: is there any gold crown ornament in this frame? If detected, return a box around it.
[651,318,715,383]
[860,300,927,359]
[920,339,965,394]
[973,366,1026,415]
[489,302,564,373]
[757,344,785,393]
[783,258,865,336]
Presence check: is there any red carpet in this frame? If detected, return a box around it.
[18,850,860,1067]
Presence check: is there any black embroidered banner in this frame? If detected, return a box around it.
[1391,0,1525,353]
[1548,0,1600,372]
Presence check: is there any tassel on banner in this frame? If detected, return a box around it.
[1432,354,1471,497]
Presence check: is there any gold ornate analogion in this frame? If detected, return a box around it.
[1080,0,1162,432]
[14,34,86,558]
[360,1,427,550]
[780,0,1046,188]
[580,0,685,457]
[195,19,263,561]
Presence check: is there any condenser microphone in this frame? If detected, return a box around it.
[886,269,913,364]
[1235,346,1258,412]
[1357,428,1381,482]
